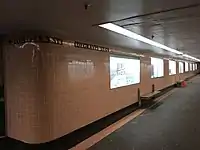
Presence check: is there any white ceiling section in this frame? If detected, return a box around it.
[0,0,200,61]
[99,23,183,54]
[98,1,200,61]
[99,23,200,61]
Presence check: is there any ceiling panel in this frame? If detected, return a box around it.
[0,0,199,59]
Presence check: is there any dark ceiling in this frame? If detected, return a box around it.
[1,0,200,59]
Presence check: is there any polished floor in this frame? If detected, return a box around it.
[89,76,200,150]
[1,76,200,150]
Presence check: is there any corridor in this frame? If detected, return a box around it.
[90,76,200,150]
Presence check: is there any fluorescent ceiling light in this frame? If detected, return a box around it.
[99,23,200,62]
[99,23,183,55]
[183,54,200,62]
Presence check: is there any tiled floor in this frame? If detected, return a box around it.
[89,76,200,150]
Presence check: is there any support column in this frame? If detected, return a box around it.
[4,42,49,143]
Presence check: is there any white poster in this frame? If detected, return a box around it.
[185,62,189,72]
[179,62,184,73]
[110,57,140,89]
[190,63,193,71]
[169,60,176,75]
[151,57,164,78]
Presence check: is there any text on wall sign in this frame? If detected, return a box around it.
[9,36,63,45]
[74,41,109,52]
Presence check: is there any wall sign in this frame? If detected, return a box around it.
[9,36,63,45]
[74,41,109,52]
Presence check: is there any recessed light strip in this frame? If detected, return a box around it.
[99,23,200,62]
[99,23,183,55]
[183,54,200,62]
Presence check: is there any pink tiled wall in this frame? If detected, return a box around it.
[4,43,198,143]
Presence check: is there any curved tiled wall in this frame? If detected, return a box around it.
[3,41,198,143]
